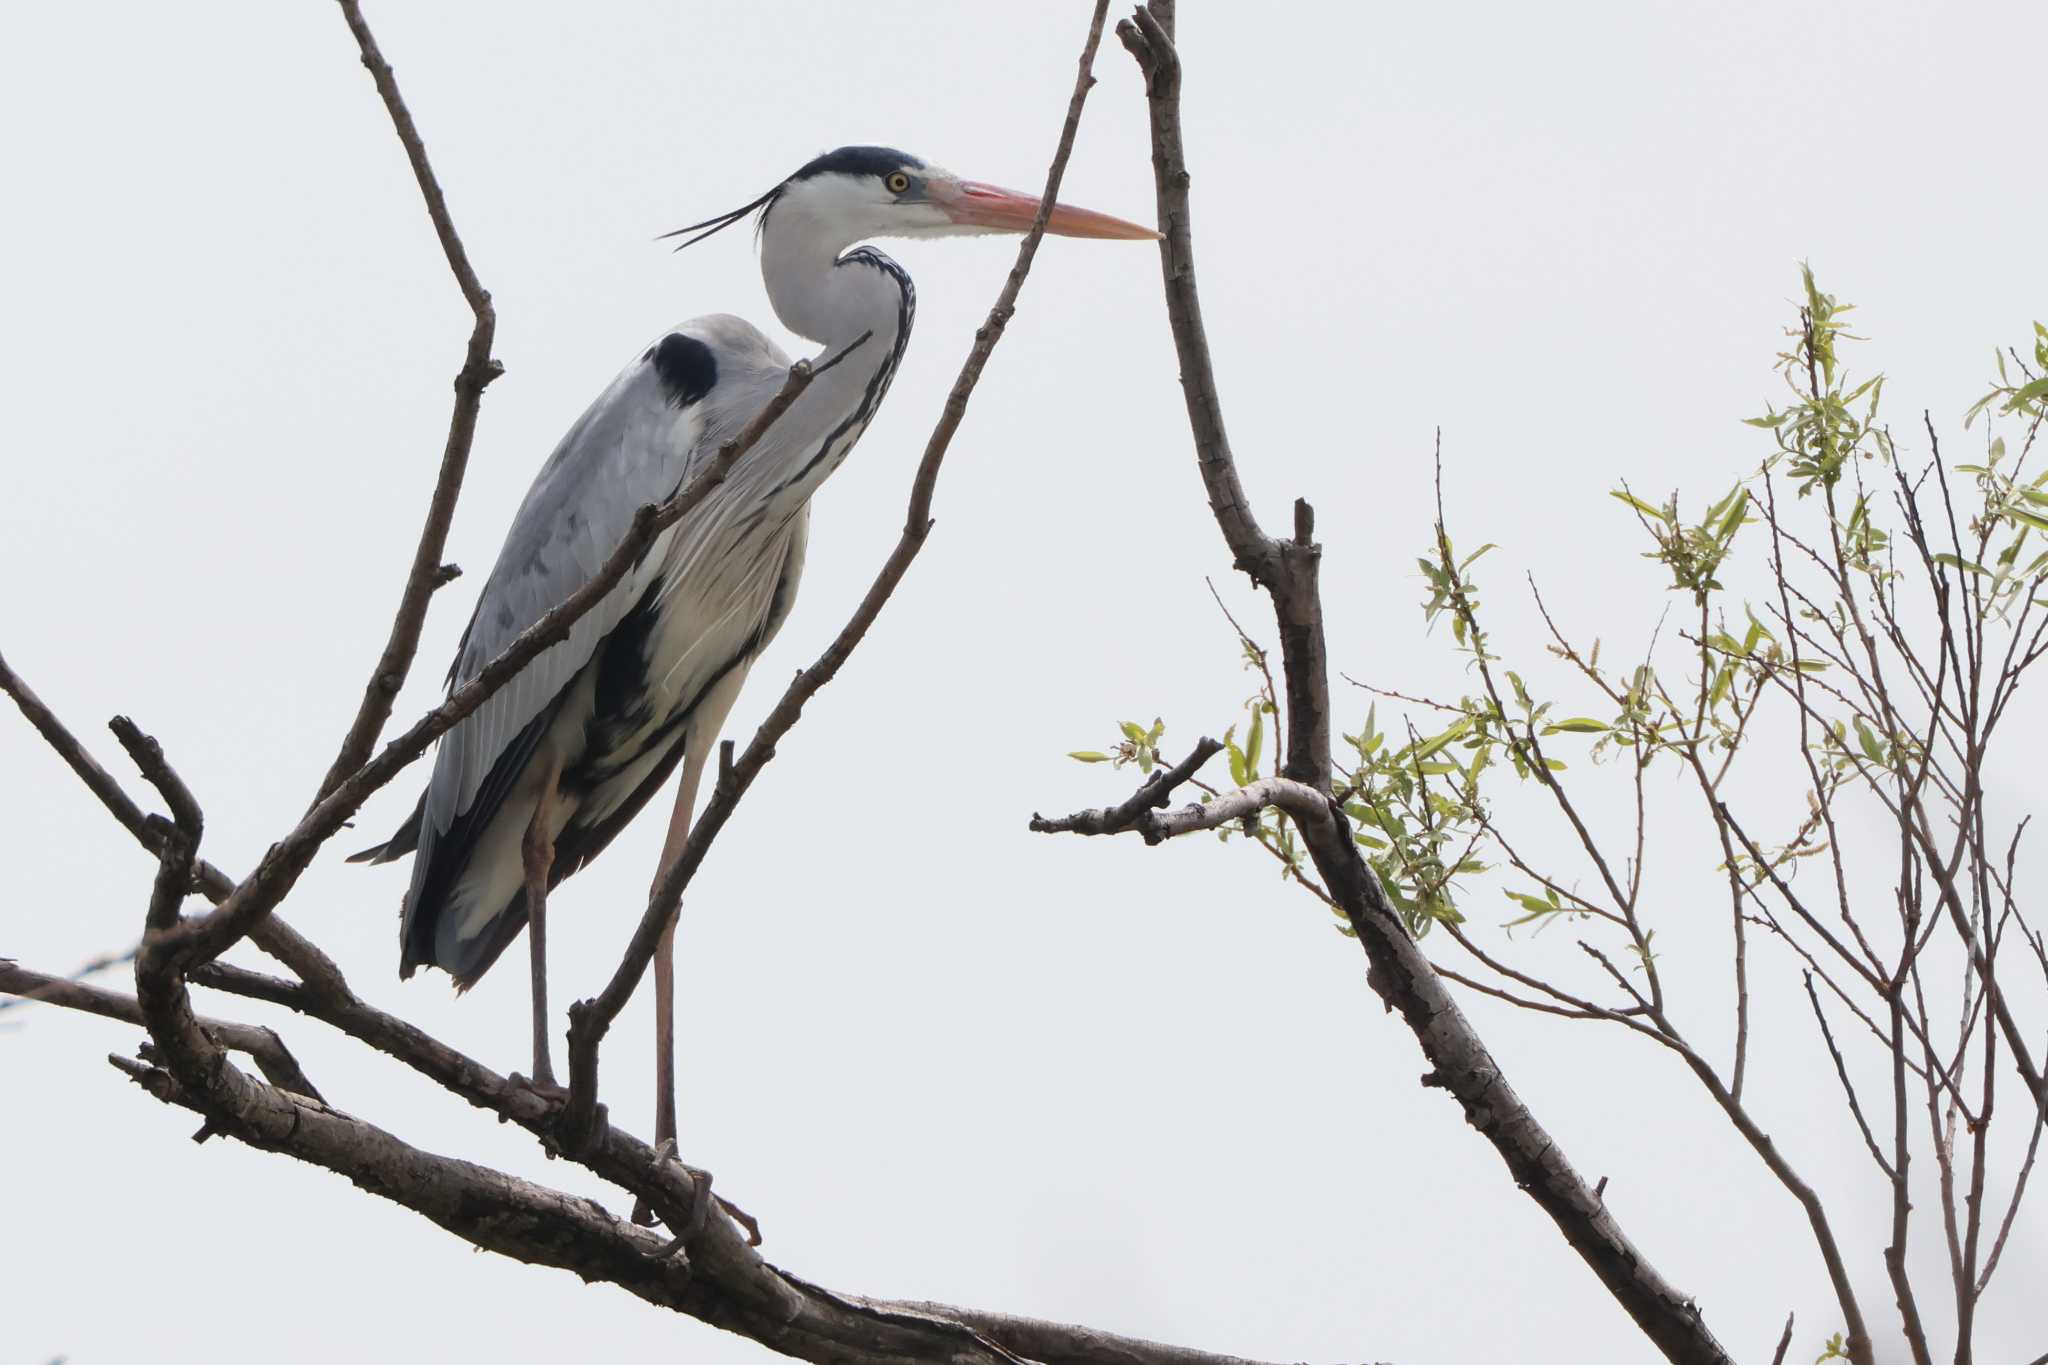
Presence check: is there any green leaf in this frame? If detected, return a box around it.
[1610,490,1672,522]
[1245,704,1265,779]
[2011,376,2048,407]
[1543,718,1610,734]
[1933,552,1990,577]
[1458,543,1498,572]
[1408,718,1472,763]
[1119,721,1147,744]
[1068,751,1112,763]
[1709,660,1736,708]
[1854,716,1884,766]
[2007,508,2048,534]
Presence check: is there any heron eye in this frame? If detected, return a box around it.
[885,171,911,194]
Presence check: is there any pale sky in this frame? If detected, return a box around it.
[4,3,2044,1362]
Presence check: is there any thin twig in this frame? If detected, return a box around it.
[0,961,322,1101]
[1803,972,1893,1177]
[316,0,503,802]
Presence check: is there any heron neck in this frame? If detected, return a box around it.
[748,219,916,513]
[759,218,911,353]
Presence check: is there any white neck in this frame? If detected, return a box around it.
[759,199,909,350]
[740,194,917,515]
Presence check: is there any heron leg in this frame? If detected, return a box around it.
[632,743,708,1228]
[522,752,565,1093]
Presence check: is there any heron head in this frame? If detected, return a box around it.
[663,145,1157,253]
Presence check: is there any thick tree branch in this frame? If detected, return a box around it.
[1035,772,1327,846]
[1104,8,1732,1362]
[10,944,1295,1365]
[1028,737,1225,838]
[1117,3,1328,784]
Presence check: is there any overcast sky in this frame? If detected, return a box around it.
[4,3,2044,1362]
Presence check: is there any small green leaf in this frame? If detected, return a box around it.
[1542,718,1609,734]
[1609,490,1672,522]
[1225,723,1248,788]
[1933,552,1990,577]
[1245,704,1265,779]
[2010,376,2048,407]
[1068,751,1112,763]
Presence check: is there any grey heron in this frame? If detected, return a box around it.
[353,145,1153,1174]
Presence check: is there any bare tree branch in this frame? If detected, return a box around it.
[1073,9,1735,1362]
[1802,972,1893,1177]
[1036,773,1328,844]
[1769,1313,1795,1365]
[314,0,502,803]
[0,961,321,1100]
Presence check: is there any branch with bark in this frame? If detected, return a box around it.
[1025,8,1737,1364]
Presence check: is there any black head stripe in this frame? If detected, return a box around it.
[789,145,923,183]
[663,146,925,255]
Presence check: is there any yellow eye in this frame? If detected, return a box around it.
[885,171,910,194]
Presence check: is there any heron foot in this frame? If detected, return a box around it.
[634,1139,710,1238]
[508,1070,570,1104]
[632,1141,761,1247]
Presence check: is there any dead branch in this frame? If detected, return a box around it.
[0,961,321,1100]
[314,0,503,804]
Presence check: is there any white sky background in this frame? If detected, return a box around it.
[4,2,2044,1361]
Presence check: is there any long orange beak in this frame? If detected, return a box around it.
[935,178,1159,240]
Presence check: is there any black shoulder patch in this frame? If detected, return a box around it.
[789,145,922,183]
[649,333,718,409]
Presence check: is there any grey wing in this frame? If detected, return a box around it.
[413,315,791,854]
